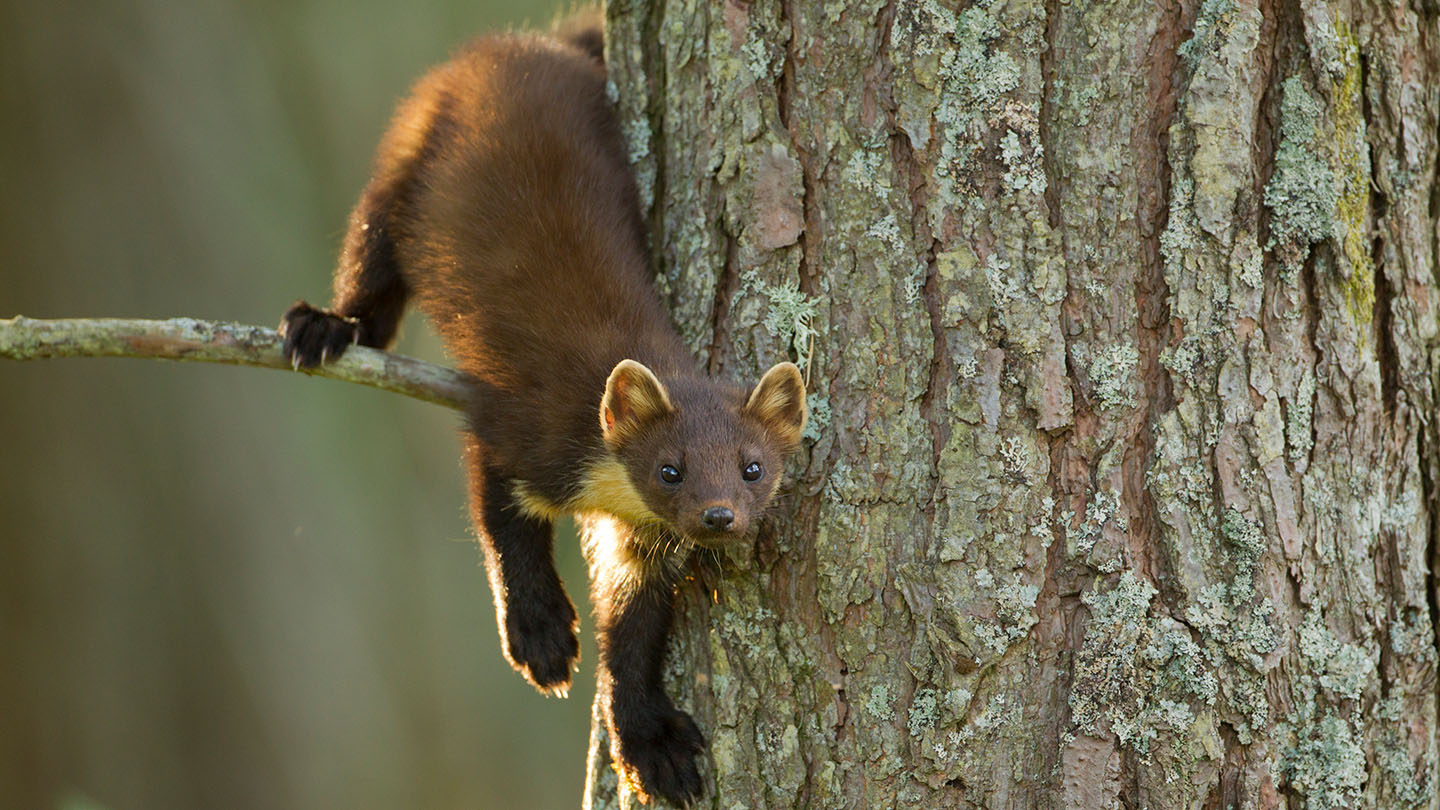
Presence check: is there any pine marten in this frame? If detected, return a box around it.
[279,11,806,806]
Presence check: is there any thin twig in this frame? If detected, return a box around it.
[0,316,473,410]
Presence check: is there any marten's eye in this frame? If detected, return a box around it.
[659,464,684,485]
[742,462,763,482]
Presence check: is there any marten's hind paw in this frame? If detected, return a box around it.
[280,301,359,368]
[613,707,705,807]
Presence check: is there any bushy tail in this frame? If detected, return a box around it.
[552,4,604,64]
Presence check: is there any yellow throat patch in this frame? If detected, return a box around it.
[511,456,660,526]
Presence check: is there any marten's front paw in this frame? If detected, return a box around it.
[280,300,359,368]
[502,598,580,697]
[610,703,705,806]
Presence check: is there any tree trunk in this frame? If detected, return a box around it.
[587,0,1440,807]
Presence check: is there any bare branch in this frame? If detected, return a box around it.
[0,316,473,410]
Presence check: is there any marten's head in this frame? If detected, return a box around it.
[599,360,807,546]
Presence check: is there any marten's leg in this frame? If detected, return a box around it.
[590,532,705,806]
[281,180,410,368]
[465,438,580,695]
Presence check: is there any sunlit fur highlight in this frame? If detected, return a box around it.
[580,515,688,603]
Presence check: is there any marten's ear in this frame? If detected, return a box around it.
[600,360,674,445]
[745,362,807,448]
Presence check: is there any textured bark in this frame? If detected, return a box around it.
[587,1,1440,808]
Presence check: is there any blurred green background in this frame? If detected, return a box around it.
[0,0,602,808]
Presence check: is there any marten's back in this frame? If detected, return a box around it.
[385,33,676,374]
[373,32,691,471]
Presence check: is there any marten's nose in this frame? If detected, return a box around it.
[701,506,735,531]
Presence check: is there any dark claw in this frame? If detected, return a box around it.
[279,300,359,368]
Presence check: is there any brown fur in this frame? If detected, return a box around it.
[394,34,684,495]
[279,15,806,807]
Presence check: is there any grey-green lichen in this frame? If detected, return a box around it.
[865,213,908,254]
[621,112,652,169]
[1159,173,1199,277]
[1174,0,1261,239]
[891,0,1024,206]
[1088,344,1139,410]
[983,252,1020,307]
[1275,601,1385,808]
[1069,573,1219,760]
[864,214,925,302]
[971,570,1039,656]
[842,147,890,196]
[1178,507,1278,743]
[618,98,655,210]
[1286,369,1316,461]
[1376,741,1430,808]
[1063,488,1125,559]
[715,599,778,661]
[864,683,896,722]
[801,392,831,442]
[1264,77,1337,270]
[1142,625,1219,707]
[1380,492,1420,533]
[1177,0,1239,69]
[1184,584,1277,671]
[1305,11,1349,79]
[1375,697,1431,807]
[906,688,939,737]
[1298,609,1374,702]
[1049,76,1100,128]
[1388,609,1438,663]
[999,128,1046,196]
[944,6,1021,109]
[1236,236,1265,288]
[740,32,773,80]
[1280,711,1367,810]
[1070,573,1154,735]
[960,693,1018,741]
[909,685,977,773]
[1160,334,1206,382]
[751,277,822,370]
[1317,645,1372,701]
[999,436,1032,483]
[1219,509,1264,595]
